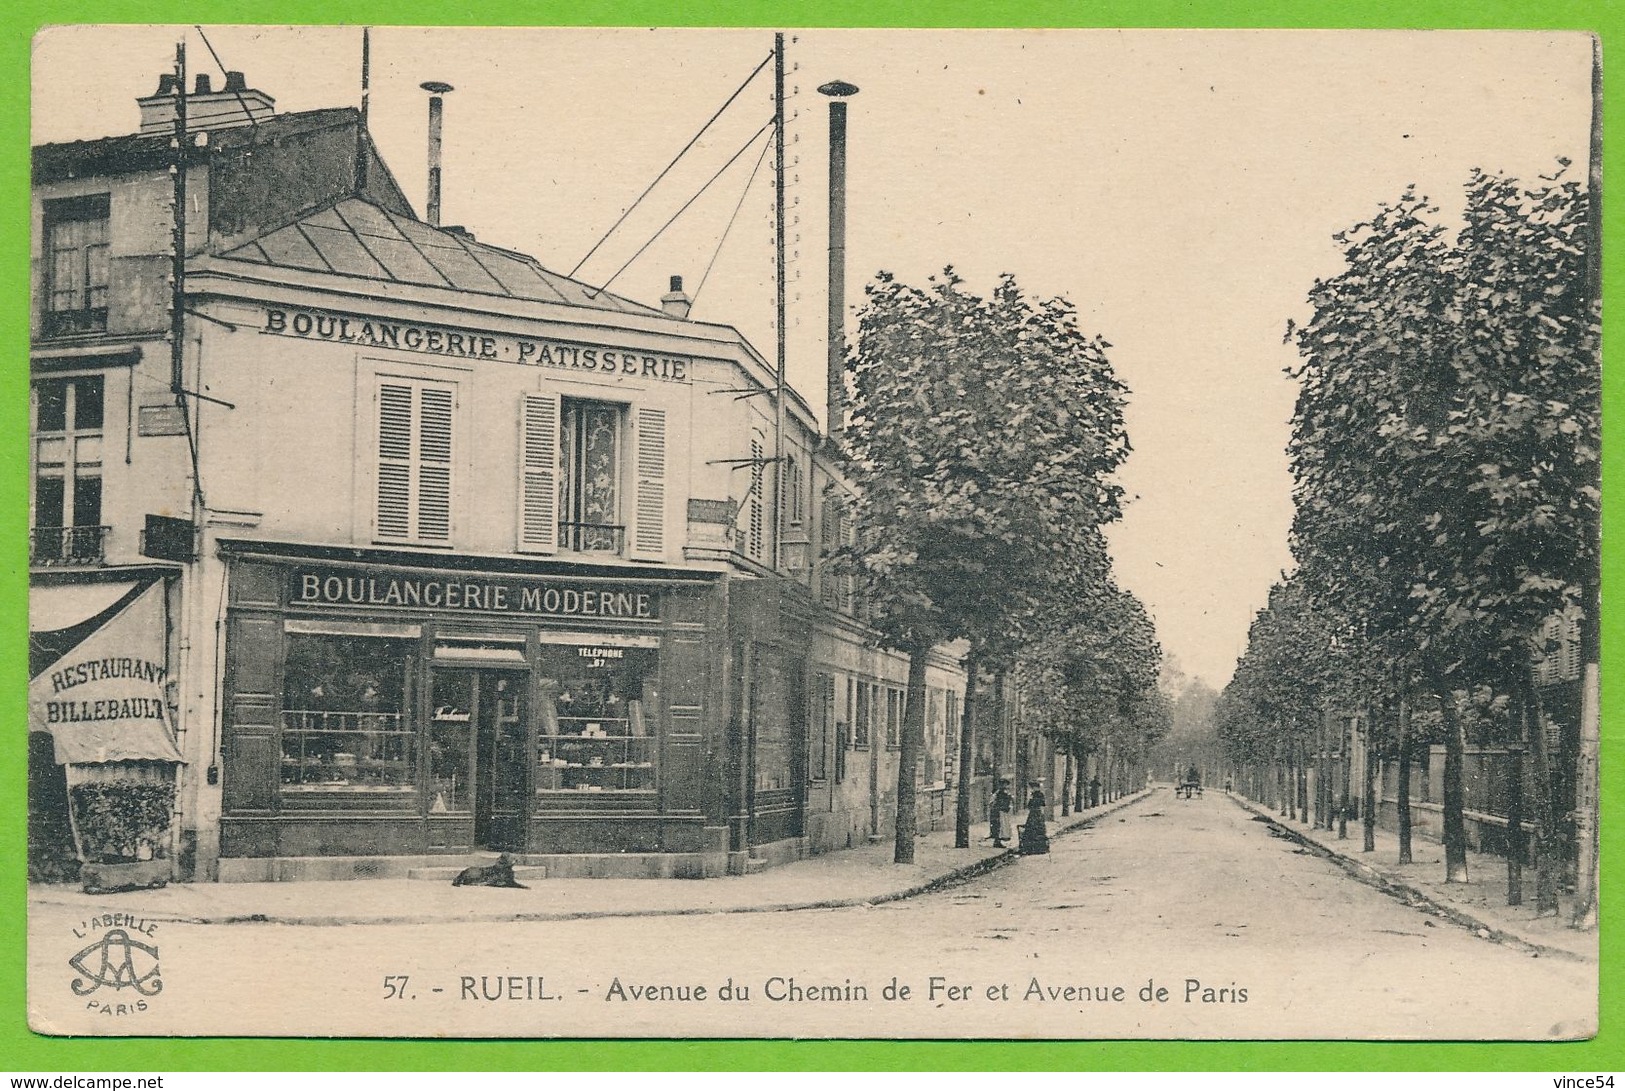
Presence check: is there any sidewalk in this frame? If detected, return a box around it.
[27,790,1151,928]
[1228,791,1598,963]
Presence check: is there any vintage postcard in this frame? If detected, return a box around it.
[24,25,1599,1040]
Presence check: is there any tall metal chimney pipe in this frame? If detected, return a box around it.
[818,80,859,441]
[421,81,454,226]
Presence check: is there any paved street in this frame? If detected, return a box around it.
[30,790,1594,1040]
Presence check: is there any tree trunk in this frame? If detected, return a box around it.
[1506,741,1524,907]
[893,640,929,865]
[1299,738,1310,823]
[1060,748,1073,817]
[1295,736,1305,820]
[1338,713,1351,840]
[1436,679,1470,884]
[1362,714,1377,853]
[953,640,981,849]
[1520,663,1562,916]
[1317,711,1331,829]
[1073,745,1085,811]
[1396,692,1412,865]
[1278,747,1289,817]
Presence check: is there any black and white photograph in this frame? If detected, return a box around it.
[24,25,1599,1040]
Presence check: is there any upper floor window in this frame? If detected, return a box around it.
[785,453,804,527]
[31,375,105,565]
[375,377,454,545]
[517,394,666,559]
[562,398,624,553]
[43,195,110,338]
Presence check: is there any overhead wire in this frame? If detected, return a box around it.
[569,50,774,279]
[588,118,775,298]
[192,26,261,131]
[690,127,775,310]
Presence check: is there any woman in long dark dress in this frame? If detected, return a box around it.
[1019,783,1050,855]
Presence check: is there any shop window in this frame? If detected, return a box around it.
[752,647,795,792]
[42,194,110,338]
[375,378,455,544]
[924,688,945,787]
[280,634,417,801]
[885,686,902,749]
[811,671,834,782]
[536,640,656,793]
[561,398,625,553]
[429,671,475,813]
[854,679,871,749]
[31,375,106,566]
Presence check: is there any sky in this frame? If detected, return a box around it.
[30,26,1595,686]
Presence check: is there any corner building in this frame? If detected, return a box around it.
[28,73,971,882]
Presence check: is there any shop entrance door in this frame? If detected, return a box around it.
[432,667,528,852]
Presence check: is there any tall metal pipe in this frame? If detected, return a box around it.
[357,28,371,189]
[818,80,858,441]
[421,80,454,225]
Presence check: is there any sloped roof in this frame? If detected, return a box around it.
[219,197,662,317]
[33,107,363,183]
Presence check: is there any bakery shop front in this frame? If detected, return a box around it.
[216,544,726,878]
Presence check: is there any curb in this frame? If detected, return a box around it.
[30,790,1154,929]
[1227,793,1592,964]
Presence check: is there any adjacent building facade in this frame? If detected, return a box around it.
[27,73,989,882]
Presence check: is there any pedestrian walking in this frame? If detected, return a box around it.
[1019,782,1050,855]
[988,778,1014,847]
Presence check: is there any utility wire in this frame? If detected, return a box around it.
[589,119,774,299]
[570,51,773,278]
[192,26,261,131]
[691,129,774,310]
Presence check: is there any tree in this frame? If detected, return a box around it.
[1017,579,1166,805]
[842,269,1131,862]
[1285,165,1597,895]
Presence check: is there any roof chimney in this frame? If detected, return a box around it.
[421,81,454,227]
[818,79,859,441]
[138,70,274,134]
[661,275,693,319]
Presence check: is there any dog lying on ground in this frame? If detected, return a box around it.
[451,853,528,888]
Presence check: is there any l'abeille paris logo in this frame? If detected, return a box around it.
[67,916,162,1017]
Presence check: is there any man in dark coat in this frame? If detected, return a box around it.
[988,779,1014,847]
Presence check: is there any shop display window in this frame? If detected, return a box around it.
[428,671,475,813]
[753,649,796,792]
[536,642,656,793]
[280,634,417,799]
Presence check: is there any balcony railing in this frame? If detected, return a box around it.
[31,525,108,566]
[559,522,625,553]
[41,307,108,339]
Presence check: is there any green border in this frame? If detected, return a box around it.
[3,0,1619,1073]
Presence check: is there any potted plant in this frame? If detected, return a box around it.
[70,777,176,894]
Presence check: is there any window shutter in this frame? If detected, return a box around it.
[518,392,560,553]
[377,379,455,544]
[748,438,765,560]
[631,406,667,559]
[416,386,454,541]
[376,383,414,539]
